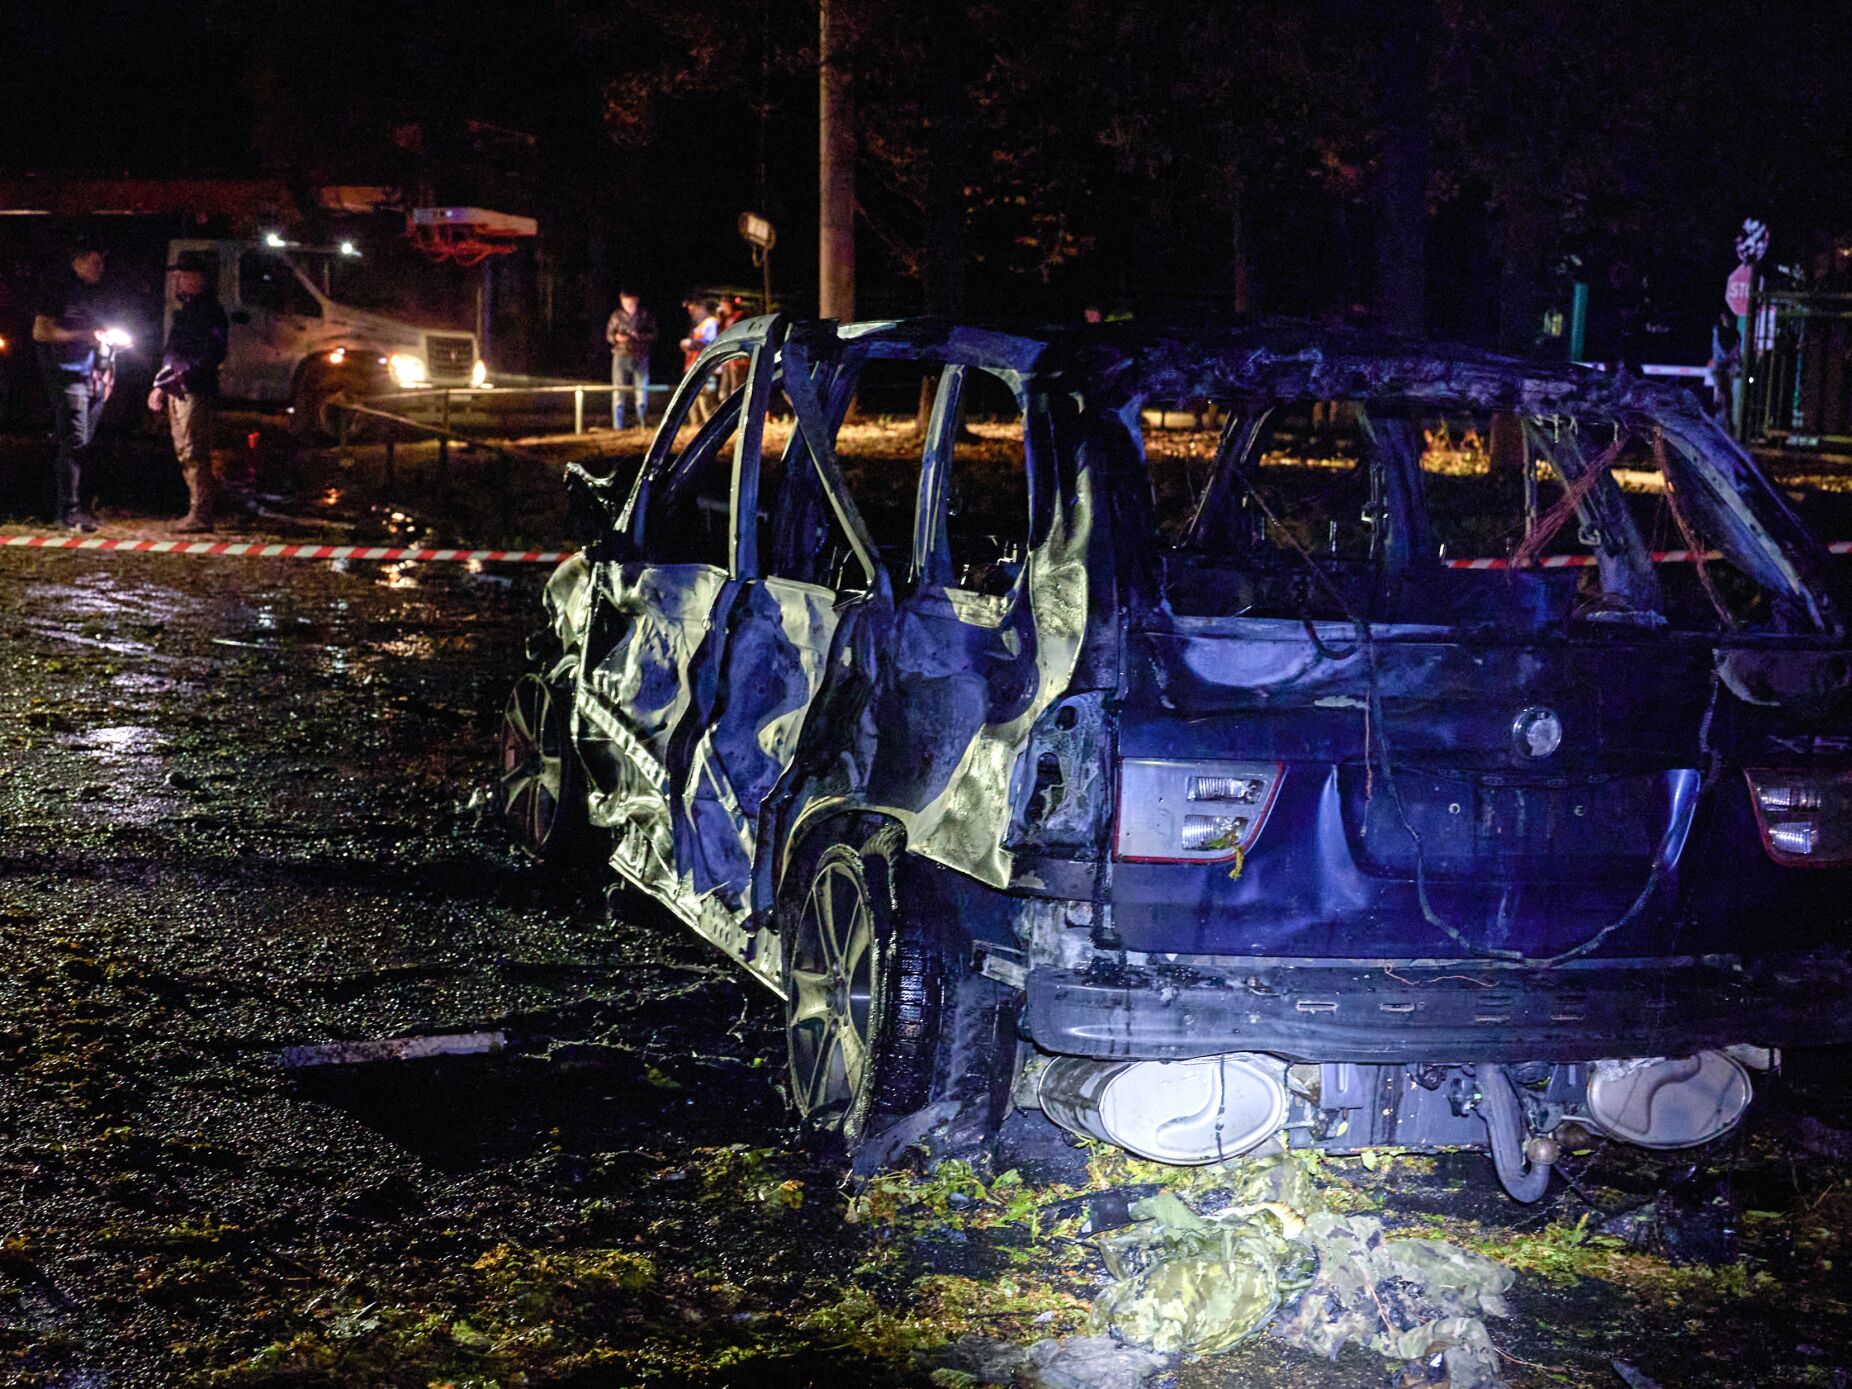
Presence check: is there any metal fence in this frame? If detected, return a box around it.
[361,379,674,438]
[327,379,667,534]
[1746,291,1852,453]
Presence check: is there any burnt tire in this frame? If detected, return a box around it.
[497,672,587,864]
[780,823,1010,1167]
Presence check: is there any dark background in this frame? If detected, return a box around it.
[2,0,1851,380]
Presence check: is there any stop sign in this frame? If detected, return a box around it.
[1726,263,1753,318]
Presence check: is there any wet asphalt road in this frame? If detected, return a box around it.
[0,550,837,1386]
[5,544,1852,1389]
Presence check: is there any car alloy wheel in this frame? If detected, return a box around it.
[785,845,883,1140]
[499,673,573,859]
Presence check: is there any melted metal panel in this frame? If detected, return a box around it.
[678,578,840,908]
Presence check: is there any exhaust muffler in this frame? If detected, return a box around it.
[1031,1053,1289,1164]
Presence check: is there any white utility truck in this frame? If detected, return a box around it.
[162,236,482,435]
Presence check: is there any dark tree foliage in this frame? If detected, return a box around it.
[753,0,1852,338]
[3,0,1850,346]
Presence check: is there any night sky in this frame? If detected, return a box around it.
[5,1,1852,367]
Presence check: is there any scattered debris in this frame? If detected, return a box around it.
[1593,1168,1740,1265]
[924,1334,1169,1389]
[1092,1154,1512,1385]
[1276,1214,1510,1387]
[1612,1360,1665,1389]
[280,1029,506,1068]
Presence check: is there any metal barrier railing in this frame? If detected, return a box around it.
[360,379,674,436]
[1746,292,1852,453]
[327,378,670,536]
[329,395,566,535]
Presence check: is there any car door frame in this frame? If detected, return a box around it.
[767,326,1083,898]
[668,330,900,986]
[574,318,784,969]
[231,247,325,403]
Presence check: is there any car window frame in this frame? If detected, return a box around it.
[777,338,888,599]
[238,250,323,320]
[752,381,872,596]
[1181,399,1433,572]
[913,361,1039,622]
[624,338,764,573]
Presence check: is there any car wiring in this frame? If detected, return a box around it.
[1225,433,1722,969]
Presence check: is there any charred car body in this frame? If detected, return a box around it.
[500,316,1852,1199]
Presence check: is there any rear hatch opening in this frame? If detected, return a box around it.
[1147,395,1839,637]
[1112,382,1852,958]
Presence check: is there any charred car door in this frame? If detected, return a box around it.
[849,331,1089,892]
[672,336,891,979]
[574,326,772,923]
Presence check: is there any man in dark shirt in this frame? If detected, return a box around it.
[150,252,228,532]
[32,243,111,531]
[605,290,657,430]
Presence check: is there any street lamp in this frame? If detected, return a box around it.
[738,211,776,316]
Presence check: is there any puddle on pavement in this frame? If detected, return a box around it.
[71,723,168,756]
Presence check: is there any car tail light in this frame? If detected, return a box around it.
[1116,759,1283,862]
[1744,768,1852,866]
[1187,774,1267,803]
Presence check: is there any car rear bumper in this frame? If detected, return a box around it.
[1022,951,1852,1063]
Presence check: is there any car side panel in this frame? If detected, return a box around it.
[677,576,841,909]
[576,560,731,902]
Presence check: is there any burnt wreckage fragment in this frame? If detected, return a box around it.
[499,315,1852,1199]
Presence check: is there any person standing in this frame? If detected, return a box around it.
[31,242,111,531]
[149,251,228,532]
[679,298,720,425]
[714,295,749,401]
[605,289,656,431]
[1708,308,1742,428]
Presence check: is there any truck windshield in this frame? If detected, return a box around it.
[302,249,471,327]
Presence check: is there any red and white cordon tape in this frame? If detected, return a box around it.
[0,535,568,564]
[7,532,1852,569]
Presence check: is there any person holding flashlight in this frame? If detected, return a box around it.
[149,252,227,532]
[31,241,113,532]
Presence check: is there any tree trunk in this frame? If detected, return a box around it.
[1231,174,1253,316]
[818,0,856,322]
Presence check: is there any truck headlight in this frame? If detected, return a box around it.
[387,353,427,388]
[1115,759,1283,862]
[471,358,489,388]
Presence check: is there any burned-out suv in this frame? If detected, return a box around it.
[499,316,1852,1199]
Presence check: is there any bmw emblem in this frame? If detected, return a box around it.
[1512,706,1563,760]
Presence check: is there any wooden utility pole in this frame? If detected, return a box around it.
[818,0,855,321]
[1231,175,1253,316]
